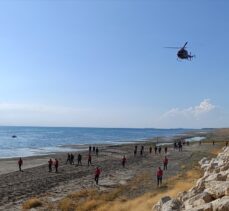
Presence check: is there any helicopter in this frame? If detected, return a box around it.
[165,42,195,60]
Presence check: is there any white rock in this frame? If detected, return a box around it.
[211,196,229,211]
[161,199,181,211]
[205,181,229,199]
[152,201,161,211]
[205,173,227,182]
[199,157,209,166]
[220,163,229,171]
[160,196,172,206]
[152,196,172,211]
[183,191,214,210]
[187,203,213,211]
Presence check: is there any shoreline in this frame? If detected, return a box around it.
[0,129,208,160]
[0,129,211,159]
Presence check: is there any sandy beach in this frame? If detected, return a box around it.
[0,129,226,210]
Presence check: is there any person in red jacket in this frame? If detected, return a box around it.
[163,156,168,170]
[122,155,126,167]
[157,167,163,187]
[54,158,59,173]
[18,157,23,172]
[48,158,53,172]
[95,167,101,185]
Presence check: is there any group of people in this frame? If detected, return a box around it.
[89,146,99,157]
[17,157,59,173]
[21,139,229,187]
[133,144,170,187]
[134,144,168,156]
[174,140,183,151]
[48,158,59,172]
[66,153,75,165]
[17,143,167,186]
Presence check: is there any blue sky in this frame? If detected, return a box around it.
[0,0,229,128]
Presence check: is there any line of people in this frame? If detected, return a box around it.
[88,146,99,157]
[134,145,168,156]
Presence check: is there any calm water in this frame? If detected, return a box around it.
[0,126,197,158]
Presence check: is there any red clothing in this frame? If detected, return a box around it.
[157,169,163,177]
[55,160,59,167]
[163,158,168,164]
[95,168,101,176]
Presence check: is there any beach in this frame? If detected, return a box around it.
[0,129,226,210]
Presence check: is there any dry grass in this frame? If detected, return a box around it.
[56,167,202,211]
[95,167,202,211]
[22,197,42,209]
[211,147,223,156]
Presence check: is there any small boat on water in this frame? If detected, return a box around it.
[12,135,17,138]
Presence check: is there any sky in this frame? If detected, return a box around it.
[0,0,229,128]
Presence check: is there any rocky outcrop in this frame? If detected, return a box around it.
[153,147,229,211]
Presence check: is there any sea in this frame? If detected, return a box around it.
[0,126,205,159]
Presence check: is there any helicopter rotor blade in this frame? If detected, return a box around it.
[183,42,188,48]
[164,47,180,49]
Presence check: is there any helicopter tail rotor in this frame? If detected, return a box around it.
[189,52,195,60]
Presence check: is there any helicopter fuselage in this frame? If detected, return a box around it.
[177,48,189,59]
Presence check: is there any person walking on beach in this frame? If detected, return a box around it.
[157,167,163,187]
[163,156,168,170]
[226,141,228,147]
[134,148,137,156]
[135,145,137,151]
[134,145,137,156]
[93,146,95,152]
[18,157,23,172]
[88,154,92,166]
[178,141,182,152]
[89,146,92,153]
[140,145,144,156]
[158,146,162,154]
[96,147,99,157]
[141,145,144,151]
[70,153,74,165]
[77,154,82,166]
[154,145,158,154]
[48,158,53,172]
[164,146,167,154]
[54,158,59,173]
[122,155,126,167]
[66,153,71,164]
[149,146,152,154]
[94,167,101,185]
